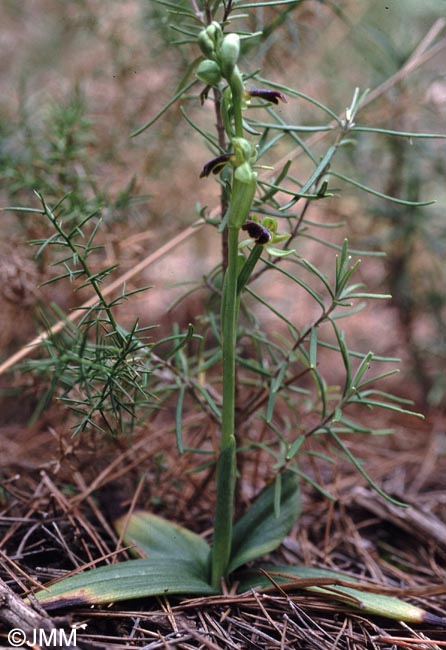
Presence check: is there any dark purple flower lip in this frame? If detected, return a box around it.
[246,88,287,104]
[242,220,272,245]
[200,152,233,178]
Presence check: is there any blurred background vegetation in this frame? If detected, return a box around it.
[0,0,445,427]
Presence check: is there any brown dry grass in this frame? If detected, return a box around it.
[1,413,446,648]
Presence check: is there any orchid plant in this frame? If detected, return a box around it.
[24,0,445,627]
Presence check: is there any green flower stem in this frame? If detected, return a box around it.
[221,67,245,140]
[230,67,245,138]
[212,228,264,591]
[221,233,241,431]
[211,189,259,589]
[211,36,259,590]
[211,224,239,589]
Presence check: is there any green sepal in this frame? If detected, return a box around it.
[33,558,216,610]
[114,511,211,576]
[228,470,300,573]
[261,217,278,233]
[196,59,222,85]
[270,232,290,244]
[197,21,222,58]
[265,245,295,257]
[218,33,240,80]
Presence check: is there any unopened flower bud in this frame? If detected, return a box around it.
[232,137,255,167]
[196,59,222,85]
[207,22,223,45]
[219,33,240,80]
[197,21,223,57]
[198,31,215,58]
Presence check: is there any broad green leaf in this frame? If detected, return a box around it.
[114,512,211,575]
[228,470,300,573]
[34,558,216,610]
[236,565,446,625]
